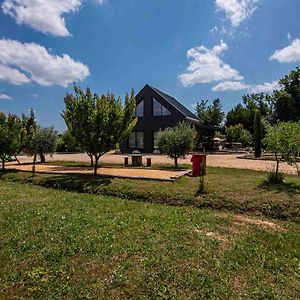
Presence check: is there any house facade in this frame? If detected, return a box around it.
[121,84,200,153]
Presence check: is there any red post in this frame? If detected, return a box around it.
[191,154,207,177]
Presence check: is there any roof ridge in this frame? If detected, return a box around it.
[148,85,199,121]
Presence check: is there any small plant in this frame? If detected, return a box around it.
[197,175,206,194]
[267,172,284,184]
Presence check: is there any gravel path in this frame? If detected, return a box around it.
[13,152,299,175]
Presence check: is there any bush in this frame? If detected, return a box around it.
[267,172,285,184]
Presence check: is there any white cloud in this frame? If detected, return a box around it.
[270,39,300,63]
[250,80,280,93]
[0,64,31,85]
[0,94,13,100]
[0,39,90,87]
[212,81,250,91]
[215,0,259,27]
[178,41,243,87]
[2,0,82,37]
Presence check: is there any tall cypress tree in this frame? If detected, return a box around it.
[254,110,262,158]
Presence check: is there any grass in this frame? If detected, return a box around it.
[1,180,300,299]
[2,167,300,222]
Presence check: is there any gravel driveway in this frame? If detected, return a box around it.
[13,152,299,175]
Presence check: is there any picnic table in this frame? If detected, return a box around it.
[123,154,151,167]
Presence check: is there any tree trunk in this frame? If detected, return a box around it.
[32,154,37,177]
[40,153,46,163]
[1,158,5,172]
[94,155,99,176]
[14,156,21,165]
[174,157,178,168]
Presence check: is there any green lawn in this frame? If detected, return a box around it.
[1,180,300,299]
[2,166,300,222]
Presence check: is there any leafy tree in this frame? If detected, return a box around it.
[0,112,22,171]
[62,85,137,175]
[35,126,58,163]
[273,67,300,122]
[56,130,83,153]
[195,98,224,148]
[253,110,262,157]
[157,122,196,167]
[225,124,252,147]
[264,122,300,180]
[226,93,272,133]
[22,109,38,175]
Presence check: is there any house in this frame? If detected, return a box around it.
[121,84,200,153]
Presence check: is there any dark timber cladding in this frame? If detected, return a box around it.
[121,84,200,153]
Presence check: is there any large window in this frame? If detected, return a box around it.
[135,100,144,117]
[128,131,144,148]
[153,98,171,116]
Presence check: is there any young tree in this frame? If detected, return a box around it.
[0,112,22,171]
[253,110,262,157]
[62,85,137,175]
[225,124,252,147]
[264,122,300,180]
[35,126,58,162]
[157,122,196,167]
[56,130,83,153]
[22,109,37,176]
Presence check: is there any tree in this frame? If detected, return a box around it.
[0,112,22,171]
[253,110,262,157]
[56,130,83,153]
[195,98,224,148]
[226,93,272,134]
[22,109,38,176]
[157,122,196,167]
[273,67,300,122]
[35,126,58,163]
[264,122,300,180]
[62,85,137,175]
[225,124,252,147]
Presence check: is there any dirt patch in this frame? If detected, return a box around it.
[233,214,285,232]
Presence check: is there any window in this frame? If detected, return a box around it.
[153,98,171,116]
[135,100,144,117]
[128,131,144,148]
[153,131,159,149]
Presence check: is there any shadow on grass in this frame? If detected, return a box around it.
[258,180,300,194]
[28,173,112,194]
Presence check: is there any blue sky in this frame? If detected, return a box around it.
[0,0,300,132]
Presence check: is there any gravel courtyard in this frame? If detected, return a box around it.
[14,152,299,175]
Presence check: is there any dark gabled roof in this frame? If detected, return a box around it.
[147,85,200,123]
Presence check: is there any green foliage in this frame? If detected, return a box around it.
[264,121,300,179]
[253,110,262,157]
[225,124,252,147]
[56,130,83,153]
[0,112,22,171]
[267,172,285,184]
[226,93,272,134]
[273,67,300,122]
[35,126,58,162]
[195,98,224,148]
[62,85,137,175]
[157,122,196,167]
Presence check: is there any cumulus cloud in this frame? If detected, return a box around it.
[2,0,82,37]
[0,94,13,100]
[250,80,280,93]
[212,81,250,91]
[215,0,259,27]
[270,39,300,63]
[178,41,243,87]
[0,39,90,87]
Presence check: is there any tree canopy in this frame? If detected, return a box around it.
[62,85,137,175]
[157,122,196,167]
